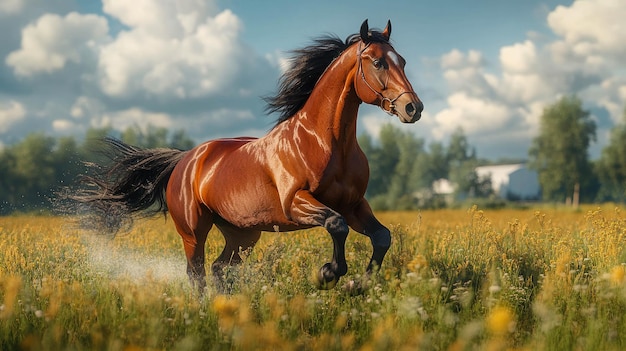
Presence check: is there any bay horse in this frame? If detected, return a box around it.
[73,19,423,293]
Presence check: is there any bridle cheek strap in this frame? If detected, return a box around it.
[356,42,418,116]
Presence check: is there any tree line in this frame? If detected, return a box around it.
[361,96,626,209]
[0,96,625,214]
[358,125,493,210]
[0,125,194,215]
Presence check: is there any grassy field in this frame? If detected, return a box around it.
[1,205,625,350]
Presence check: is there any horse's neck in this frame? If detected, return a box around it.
[298,50,361,151]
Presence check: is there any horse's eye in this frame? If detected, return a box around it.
[372,59,382,69]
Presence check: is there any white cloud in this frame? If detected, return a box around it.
[441,49,484,69]
[98,108,173,131]
[440,50,494,99]
[440,49,465,69]
[499,40,537,74]
[432,92,510,138]
[581,77,626,123]
[0,0,24,15]
[0,101,26,133]
[0,0,278,146]
[6,12,109,76]
[265,51,290,74]
[361,113,388,138]
[498,72,555,105]
[544,0,626,127]
[98,1,249,99]
[548,0,626,61]
[102,0,217,38]
[204,108,254,123]
[52,119,76,132]
[70,96,105,120]
[429,0,626,158]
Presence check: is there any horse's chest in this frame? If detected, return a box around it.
[314,153,368,206]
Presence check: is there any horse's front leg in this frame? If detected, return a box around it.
[344,198,391,293]
[291,190,349,289]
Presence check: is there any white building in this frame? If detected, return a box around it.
[475,164,540,200]
[432,178,455,195]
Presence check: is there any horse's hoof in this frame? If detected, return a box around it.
[315,264,338,290]
[317,276,338,290]
[343,279,367,296]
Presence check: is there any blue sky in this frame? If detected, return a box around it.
[226,0,559,57]
[1,0,624,160]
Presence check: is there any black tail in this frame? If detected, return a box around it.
[70,137,187,234]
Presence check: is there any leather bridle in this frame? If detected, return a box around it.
[356,42,418,116]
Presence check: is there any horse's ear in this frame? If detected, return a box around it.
[360,19,370,42]
[382,20,391,40]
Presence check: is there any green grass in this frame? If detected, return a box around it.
[1,206,625,350]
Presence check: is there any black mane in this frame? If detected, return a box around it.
[264,30,389,126]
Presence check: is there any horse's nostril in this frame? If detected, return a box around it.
[406,103,416,116]
[416,101,424,113]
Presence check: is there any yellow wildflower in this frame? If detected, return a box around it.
[0,275,22,319]
[212,294,239,317]
[407,254,428,272]
[486,305,515,336]
[610,265,626,285]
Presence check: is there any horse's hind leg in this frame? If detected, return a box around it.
[212,220,261,292]
[169,203,213,294]
[183,227,211,293]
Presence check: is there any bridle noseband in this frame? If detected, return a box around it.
[356,42,417,116]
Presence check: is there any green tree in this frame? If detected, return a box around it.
[0,134,57,213]
[170,129,195,150]
[404,142,451,209]
[376,124,401,193]
[358,133,380,197]
[121,125,195,150]
[358,125,400,203]
[449,159,493,199]
[121,125,168,148]
[385,128,425,210]
[528,96,596,204]
[0,145,18,214]
[0,125,196,215]
[359,125,484,209]
[447,127,475,167]
[407,141,450,193]
[426,141,449,183]
[446,128,485,199]
[596,107,626,202]
[359,124,426,210]
[52,137,82,189]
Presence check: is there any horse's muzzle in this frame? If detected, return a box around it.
[402,101,423,123]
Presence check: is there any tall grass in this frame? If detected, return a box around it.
[1,206,625,350]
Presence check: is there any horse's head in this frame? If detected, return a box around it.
[354,20,423,123]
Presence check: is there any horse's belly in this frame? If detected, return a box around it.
[206,180,296,230]
[216,205,310,232]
